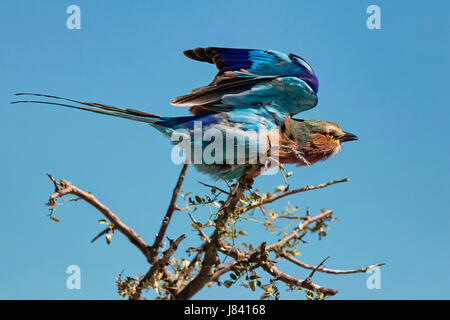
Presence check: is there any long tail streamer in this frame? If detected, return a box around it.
[12,93,162,123]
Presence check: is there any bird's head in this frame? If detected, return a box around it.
[286,118,358,165]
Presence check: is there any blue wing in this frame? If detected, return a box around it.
[172,47,319,117]
[183,47,318,94]
[171,75,317,117]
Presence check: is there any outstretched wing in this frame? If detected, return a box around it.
[171,75,317,117]
[172,47,319,117]
[183,47,318,94]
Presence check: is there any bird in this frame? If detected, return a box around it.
[12,47,358,180]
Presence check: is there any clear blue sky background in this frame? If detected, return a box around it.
[1,0,449,300]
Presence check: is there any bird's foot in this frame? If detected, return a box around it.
[276,145,311,166]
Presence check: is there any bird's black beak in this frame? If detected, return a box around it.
[339,131,358,143]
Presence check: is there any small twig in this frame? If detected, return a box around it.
[265,210,333,252]
[241,179,349,213]
[188,213,210,242]
[46,174,152,262]
[150,163,189,262]
[47,173,61,192]
[282,254,386,275]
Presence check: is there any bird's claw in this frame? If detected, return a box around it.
[276,145,311,166]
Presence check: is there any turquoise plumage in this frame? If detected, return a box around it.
[12,47,357,180]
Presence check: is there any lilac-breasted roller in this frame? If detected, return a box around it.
[12,47,357,180]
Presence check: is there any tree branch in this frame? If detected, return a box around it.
[303,256,330,283]
[46,167,375,300]
[150,163,189,262]
[131,234,186,300]
[241,178,349,213]
[175,251,203,289]
[211,260,243,282]
[281,253,386,275]
[175,166,257,300]
[46,175,152,262]
[265,209,333,252]
[260,262,338,297]
[215,238,338,296]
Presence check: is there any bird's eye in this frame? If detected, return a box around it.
[326,131,337,138]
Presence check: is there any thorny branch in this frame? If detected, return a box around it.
[281,254,386,275]
[150,163,189,262]
[240,178,349,214]
[175,166,257,300]
[131,234,186,300]
[45,166,384,300]
[47,174,152,262]
[214,209,340,297]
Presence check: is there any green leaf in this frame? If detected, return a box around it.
[50,216,59,222]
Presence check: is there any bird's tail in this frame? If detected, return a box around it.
[11,93,162,124]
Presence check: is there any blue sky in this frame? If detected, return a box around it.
[0,0,449,299]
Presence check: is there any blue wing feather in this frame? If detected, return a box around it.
[183,47,318,93]
[171,75,317,117]
[174,47,319,117]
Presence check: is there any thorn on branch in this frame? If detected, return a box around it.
[304,256,330,284]
[91,227,109,243]
[198,181,230,195]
